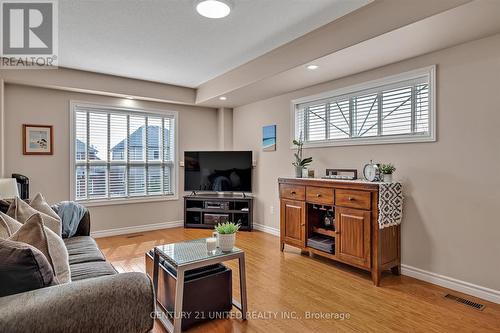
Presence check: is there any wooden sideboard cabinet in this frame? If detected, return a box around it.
[279,178,401,286]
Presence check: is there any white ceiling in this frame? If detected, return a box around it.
[59,0,370,88]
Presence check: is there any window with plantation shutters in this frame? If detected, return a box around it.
[292,66,435,147]
[71,103,177,202]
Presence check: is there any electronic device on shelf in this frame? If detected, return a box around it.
[322,168,358,180]
[203,213,230,225]
[204,201,230,210]
[184,151,252,193]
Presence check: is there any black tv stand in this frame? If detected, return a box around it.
[184,193,253,231]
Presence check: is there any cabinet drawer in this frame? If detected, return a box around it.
[306,186,334,205]
[335,189,371,210]
[280,184,305,200]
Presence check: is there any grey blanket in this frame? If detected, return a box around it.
[51,201,87,238]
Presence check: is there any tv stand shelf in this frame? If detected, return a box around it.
[184,194,253,231]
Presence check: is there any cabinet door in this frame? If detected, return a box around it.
[280,199,306,248]
[335,207,371,268]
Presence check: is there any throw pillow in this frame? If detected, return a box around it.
[7,213,71,284]
[30,193,61,221]
[7,197,62,236]
[0,212,21,239]
[0,238,56,297]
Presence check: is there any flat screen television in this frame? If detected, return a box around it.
[184,151,252,192]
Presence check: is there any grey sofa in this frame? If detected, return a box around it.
[0,210,155,333]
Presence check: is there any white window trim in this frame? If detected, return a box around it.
[69,100,179,206]
[290,65,436,148]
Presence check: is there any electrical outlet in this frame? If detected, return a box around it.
[270,205,274,215]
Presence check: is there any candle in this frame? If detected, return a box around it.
[206,237,217,253]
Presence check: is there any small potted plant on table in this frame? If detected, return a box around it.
[292,138,312,178]
[380,163,396,183]
[214,222,241,252]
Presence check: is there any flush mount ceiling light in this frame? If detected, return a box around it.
[196,0,232,19]
[219,96,227,100]
[306,64,319,70]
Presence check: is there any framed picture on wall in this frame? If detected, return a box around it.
[262,125,276,151]
[23,124,53,155]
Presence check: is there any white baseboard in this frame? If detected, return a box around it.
[402,264,500,304]
[253,223,280,237]
[91,220,184,238]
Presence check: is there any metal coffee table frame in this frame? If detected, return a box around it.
[152,240,247,333]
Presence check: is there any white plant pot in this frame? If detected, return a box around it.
[218,233,236,252]
[295,166,303,178]
[383,174,393,183]
[302,168,309,178]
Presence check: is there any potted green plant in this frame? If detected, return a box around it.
[380,163,396,182]
[292,138,312,178]
[214,222,241,252]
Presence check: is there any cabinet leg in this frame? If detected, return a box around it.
[280,242,285,252]
[371,269,381,286]
[391,265,401,276]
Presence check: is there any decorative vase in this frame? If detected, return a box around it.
[295,166,303,178]
[383,173,393,183]
[218,233,236,252]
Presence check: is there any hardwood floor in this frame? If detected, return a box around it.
[96,228,500,333]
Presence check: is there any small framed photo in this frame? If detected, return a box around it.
[23,124,53,155]
[262,125,276,151]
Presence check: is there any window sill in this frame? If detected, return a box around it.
[76,195,179,207]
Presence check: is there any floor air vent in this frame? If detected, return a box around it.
[444,294,485,311]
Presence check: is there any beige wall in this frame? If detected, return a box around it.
[233,34,500,291]
[3,84,218,232]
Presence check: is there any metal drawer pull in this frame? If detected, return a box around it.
[316,194,321,197]
[291,191,296,195]
[348,197,354,201]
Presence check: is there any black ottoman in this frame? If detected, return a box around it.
[145,250,232,330]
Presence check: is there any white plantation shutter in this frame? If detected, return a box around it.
[354,93,378,138]
[415,83,430,133]
[73,104,176,201]
[293,67,434,146]
[307,103,327,141]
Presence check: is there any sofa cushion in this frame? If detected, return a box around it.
[7,197,62,236]
[69,261,117,281]
[64,236,106,265]
[0,238,56,296]
[7,213,71,284]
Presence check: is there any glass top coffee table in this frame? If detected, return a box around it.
[152,238,247,333]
